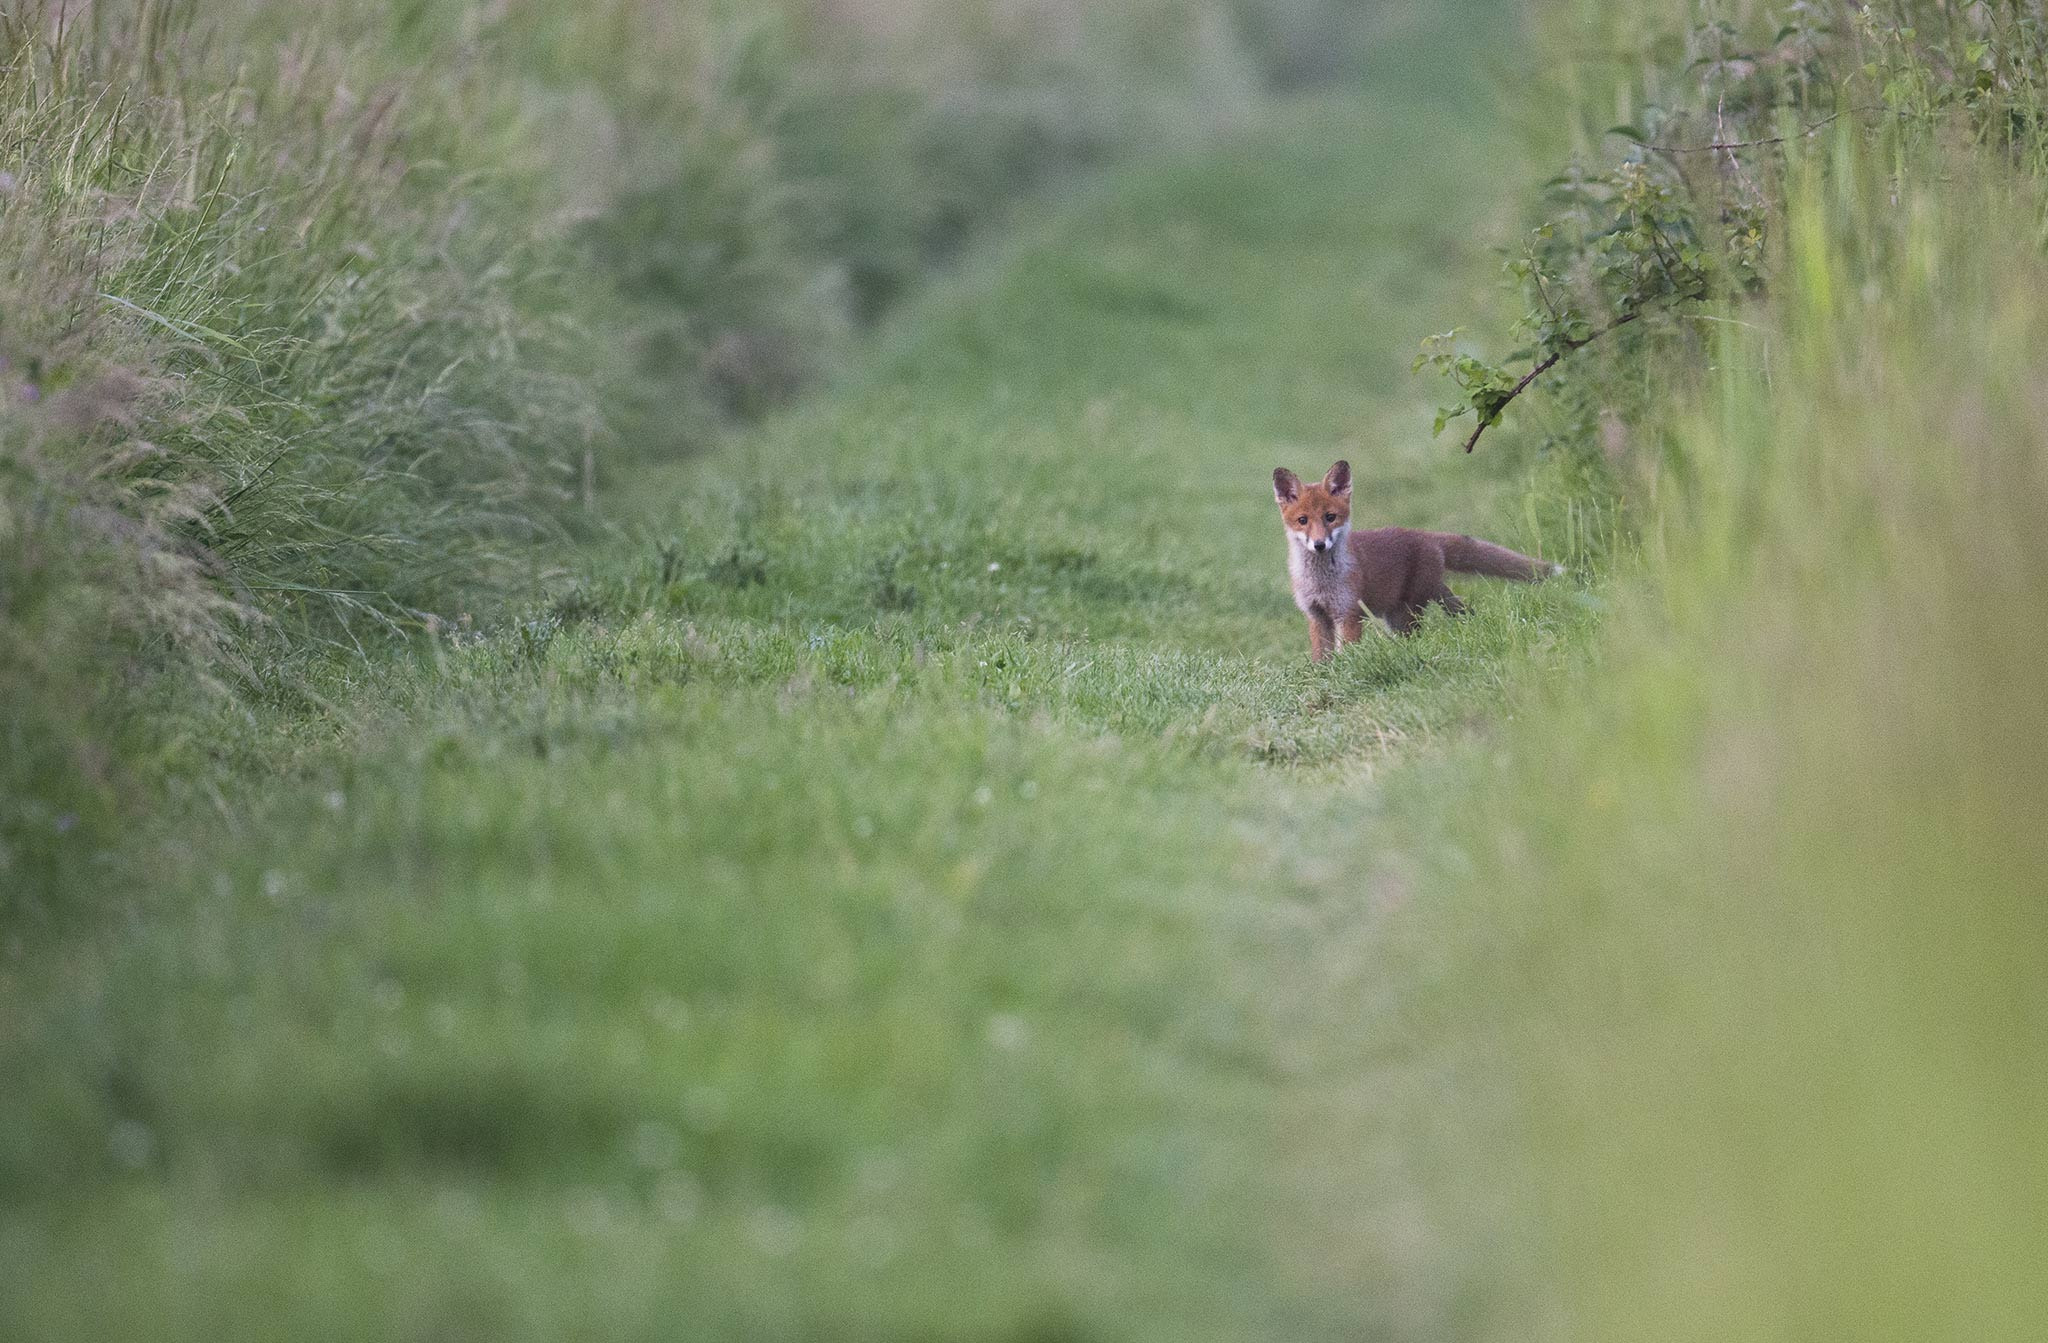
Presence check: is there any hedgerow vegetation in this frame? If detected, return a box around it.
[0,0,1376,892]
[1393,3,2048,1336]
[1425,0,2048,458]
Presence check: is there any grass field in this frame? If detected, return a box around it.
[9,2,2046,1340]
[0,6,1607,1340]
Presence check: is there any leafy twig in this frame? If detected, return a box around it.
[1460,310,1644,453]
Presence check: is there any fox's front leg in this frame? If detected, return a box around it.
[1307,608,1337,662]
[1336,605,1365,647]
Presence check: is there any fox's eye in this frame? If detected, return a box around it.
[1323,512,1336,524]
[1296,515,1307,525]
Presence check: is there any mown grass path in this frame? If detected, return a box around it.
[2,7,1585,1340]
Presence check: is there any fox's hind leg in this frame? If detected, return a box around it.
[1388,588,1462,635]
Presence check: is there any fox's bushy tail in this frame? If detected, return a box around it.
[1437,533,1562,582]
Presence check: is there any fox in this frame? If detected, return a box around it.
[1273,459,1561,660]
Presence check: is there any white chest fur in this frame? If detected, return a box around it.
[1287,534,1355,614]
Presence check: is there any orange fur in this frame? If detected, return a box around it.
[1273,460,1560,660]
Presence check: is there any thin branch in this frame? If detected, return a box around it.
[1622,108,1844,154]
[1461,310,1644,453]
[1682,312,1766,330]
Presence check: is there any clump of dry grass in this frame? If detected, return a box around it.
[0,310,239,893]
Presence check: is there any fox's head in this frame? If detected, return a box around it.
[1272,460,1351,557]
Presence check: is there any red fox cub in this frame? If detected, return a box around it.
[1273,459,1561,660]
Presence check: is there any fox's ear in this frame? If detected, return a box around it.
[1273,468,1302,504]
[1322,460,1352,497]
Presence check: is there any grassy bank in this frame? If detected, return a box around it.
[0,5,1603,1338]
[1374,3,2048,1338]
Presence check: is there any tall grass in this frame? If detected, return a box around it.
[0,0,609,890]
[1381,4,2048,1337]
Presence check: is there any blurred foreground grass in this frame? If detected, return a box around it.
[1358,0,2048,1324]
[1375,130,2048,1340]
